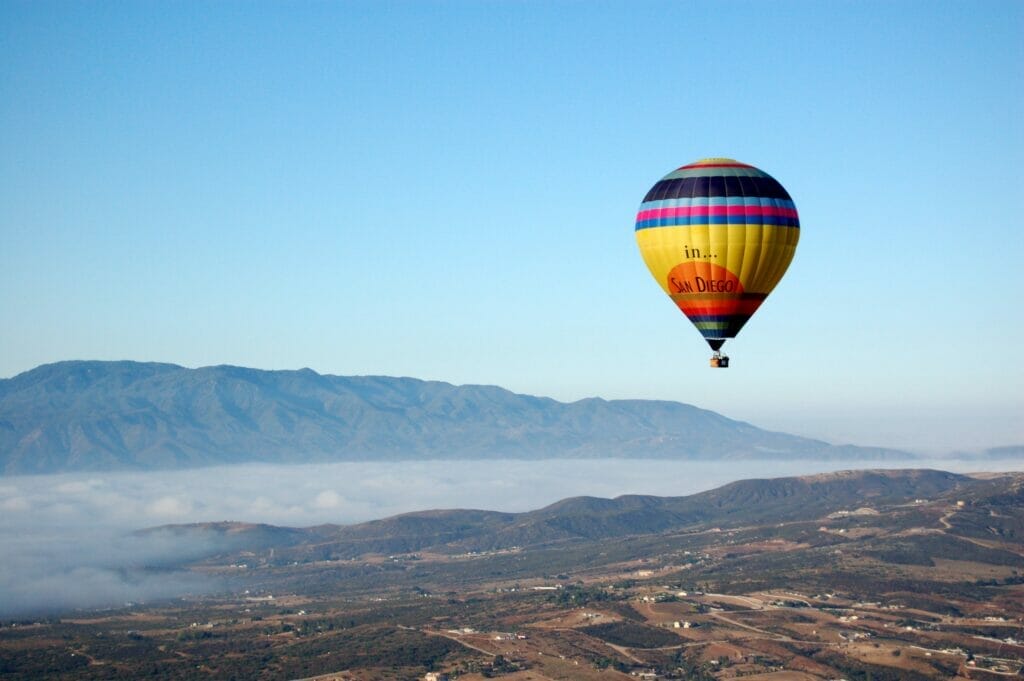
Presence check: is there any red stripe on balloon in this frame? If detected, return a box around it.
[677,301,764,315]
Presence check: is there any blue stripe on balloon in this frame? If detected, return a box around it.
[639,197,797,211]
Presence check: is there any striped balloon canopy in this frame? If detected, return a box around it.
[635,158,800,357]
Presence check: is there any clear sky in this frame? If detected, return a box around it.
[1,1,1021,453]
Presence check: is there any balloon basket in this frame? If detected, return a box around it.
[709,354,729,368]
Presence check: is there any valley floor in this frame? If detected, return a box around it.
[2,473,1022,680]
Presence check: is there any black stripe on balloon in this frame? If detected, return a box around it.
[643,176,792,202]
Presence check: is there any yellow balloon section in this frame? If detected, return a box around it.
[635,159,800,350]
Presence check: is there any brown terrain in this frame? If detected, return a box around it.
[1,468,1021,680]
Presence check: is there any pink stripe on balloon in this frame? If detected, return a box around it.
[636,206,799,221]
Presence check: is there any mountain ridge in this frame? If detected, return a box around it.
[1,360,913,474]
[139,468,1020,563]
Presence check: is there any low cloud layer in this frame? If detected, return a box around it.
[2,456,1017,618]
[0,527,229,617]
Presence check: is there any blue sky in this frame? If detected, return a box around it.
[2,1,1021,452]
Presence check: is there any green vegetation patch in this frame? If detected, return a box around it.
[581,621,680,649]
[285,624,469,670]
[0,647,90,678]
[861,534,1022,567]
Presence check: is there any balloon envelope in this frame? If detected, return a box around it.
[635,158,800,351]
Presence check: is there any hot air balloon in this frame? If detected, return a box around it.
[635,158,799,367]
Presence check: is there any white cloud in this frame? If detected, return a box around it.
[2,457,1019,535]
[146,495,193,518]
[313,490,342,509]
[1,497,30,512]
[55,478,106,494]
[1,456,1019,617]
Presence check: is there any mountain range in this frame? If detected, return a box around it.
[1,360,916,474]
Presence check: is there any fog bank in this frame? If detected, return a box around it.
[2,457,1019,618]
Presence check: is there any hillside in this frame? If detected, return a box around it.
[0,361,911,474]
[8,468,1024,681]
[145,469,976,561]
